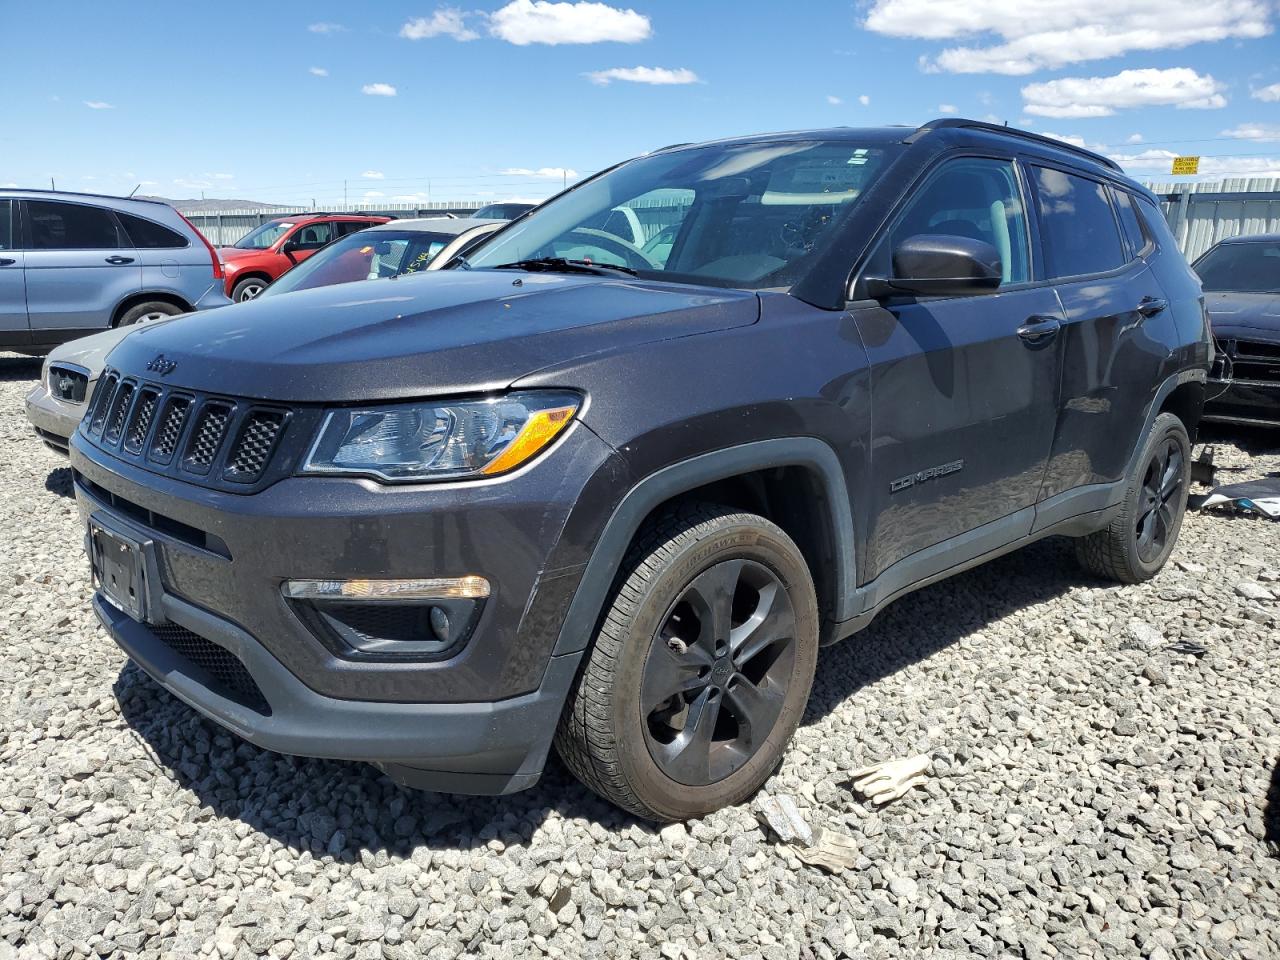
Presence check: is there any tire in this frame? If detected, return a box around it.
[116,300,183,327]
[232,277,269,302]
[1075,411,1192,583]
[555,502,819,821]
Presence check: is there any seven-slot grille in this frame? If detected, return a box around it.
[82,368,290,488]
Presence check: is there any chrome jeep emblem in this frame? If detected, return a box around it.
[145,354,177,376]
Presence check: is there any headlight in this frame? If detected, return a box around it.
[302,391,580,482]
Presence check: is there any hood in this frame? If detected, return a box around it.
[1206,291,1280,341]
[46,313,187,379]
[218,246,274,265]
[104,269,760,402]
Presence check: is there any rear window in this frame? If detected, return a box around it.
[117,212,188,248]
[0,200,11,250]
[26,200,127,250]
[1033,168,1126,278]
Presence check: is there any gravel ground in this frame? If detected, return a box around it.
[1,353,1278,960]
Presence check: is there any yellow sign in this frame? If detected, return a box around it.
[1171,156,1200,175]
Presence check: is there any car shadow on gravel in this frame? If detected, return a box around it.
[804,536,1090,724]
[113,663,642,856]
[1199,423,1280,462]
[0,355,41,381]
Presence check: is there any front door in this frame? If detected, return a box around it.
[852,156,1064,585]
[0,200,28,341]
[22,199,141,336]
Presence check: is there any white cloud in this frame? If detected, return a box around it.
[362,83,398,97]
[1253,82,1280,102]
[490,0,650,45]
[1041,131,1089,148]
[1127,133,1144,143]
[1222,123,1280,141]
[361,170,385,179]
[400,9,480,41]
[309,67,329,77]
[864,0,1273,75]
[826,95,843,105]
[211,173,234,180]
[1022,67,1225,118]
[0,182,17,188]
[363,190,385,198]
[501,167,579,179]
[938,103,958,114]
[84,101,114,110]
[859,94,871,106]
[585,66,699,86]
[308,22,346,34]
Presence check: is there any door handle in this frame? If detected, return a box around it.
[104,255,135,265]
[0,258,15,266]
[1137,296,1168,318]
[1016,314,1061,347]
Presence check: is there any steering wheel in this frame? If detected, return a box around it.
[564,228,660,271]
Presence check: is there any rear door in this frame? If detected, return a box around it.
[0,199,28,340]
[285,219,337,267]
[1030,166,1172,501]
[115,210,203,298]
[852,155,1065,583]
[22,199,141,336]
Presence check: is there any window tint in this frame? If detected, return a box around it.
[1033,168,1125,278]
[1112,189,1148,257]
[0,200,12,251]
[336,221,371,237]
[881,157,1031,285]
[116,211,188,248]
[1135,196,1176,254]
[291,221,334,249]
[26,200,126,250]
[1194,241,1280,293]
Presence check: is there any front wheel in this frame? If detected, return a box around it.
[555,503,819,821]
[1075,411,1191,583]
[232,277,268,302]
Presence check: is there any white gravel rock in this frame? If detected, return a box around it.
[2,354,1279,959]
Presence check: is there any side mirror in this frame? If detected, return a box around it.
[865,234,1002,299]
[281,239,300,253]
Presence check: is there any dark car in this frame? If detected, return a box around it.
[71,119,1210,821]
[471,202,535,220]
[1194,234,1280,427]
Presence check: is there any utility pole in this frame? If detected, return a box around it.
[50,177,55,190]
[344,180,348,209]
[563,169,567,190]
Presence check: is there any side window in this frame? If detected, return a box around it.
[116,212,188,248]
[0,200,12,250]
[1111,188,1149,258]
[292,221,335,249]
[336,221,368,237]
[26,200,126,250]
[1032,168,1126,278]
[880,157,1031,286]
[1135,195,1176,255]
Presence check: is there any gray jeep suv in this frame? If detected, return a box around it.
[70,120,1211,820]
[0,189,230,355]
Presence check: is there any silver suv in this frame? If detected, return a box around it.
[0,190,230,355]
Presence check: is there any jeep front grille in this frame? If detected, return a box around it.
[80,367,295,493]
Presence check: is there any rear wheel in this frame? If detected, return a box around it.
[232,277,268,302]
[555,503,818,821]
[1075,411,1191,583]
[117,300,183,326]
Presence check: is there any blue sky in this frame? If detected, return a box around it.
[2,0,1278,205]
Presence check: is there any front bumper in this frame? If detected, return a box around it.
[71,421,623,793]
[25,382,89,454]
[1203,378,1280,427]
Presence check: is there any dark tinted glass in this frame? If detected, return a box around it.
[1033,168,1126,278]
[117,211,188,248]
[291,221,334,248]
[1194,241,1280,293]
[882,157,1031,285]
[0,200,11,250]
[1135,196,1177,255]
[1112,189,1147,257]
[27,200,125,250]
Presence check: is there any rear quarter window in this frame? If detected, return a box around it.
[1111,189,1150,258]
[117,212,189,248]
[1032,167,1126,278]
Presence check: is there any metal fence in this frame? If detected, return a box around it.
[1143,178,1280,262]
[181,180,1280,258]
[178,202,483,246]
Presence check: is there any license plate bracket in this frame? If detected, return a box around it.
[89,521,150,623]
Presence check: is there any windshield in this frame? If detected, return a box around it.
[234,220,294,250]
[472,203,533,220]
[1195,240,1280,293]
[261,229,456,297]
[466,140,891,290]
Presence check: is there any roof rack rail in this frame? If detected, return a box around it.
[0,186,169,205]
[907,118,1122,172]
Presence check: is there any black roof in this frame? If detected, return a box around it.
[1216,232,1280,244]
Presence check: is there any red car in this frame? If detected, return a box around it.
[218,213,390,301]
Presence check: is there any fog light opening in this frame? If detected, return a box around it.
[282,576,491,602]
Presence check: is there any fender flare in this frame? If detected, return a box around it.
[550,437,857,657]
[1125,367,1207,480]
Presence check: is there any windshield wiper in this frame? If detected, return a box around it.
[492,257,638,278]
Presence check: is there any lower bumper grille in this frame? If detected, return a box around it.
[150,623,270,714]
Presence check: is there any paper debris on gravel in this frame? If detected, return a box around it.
[756,794,813,846]
[756,795,859,872]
